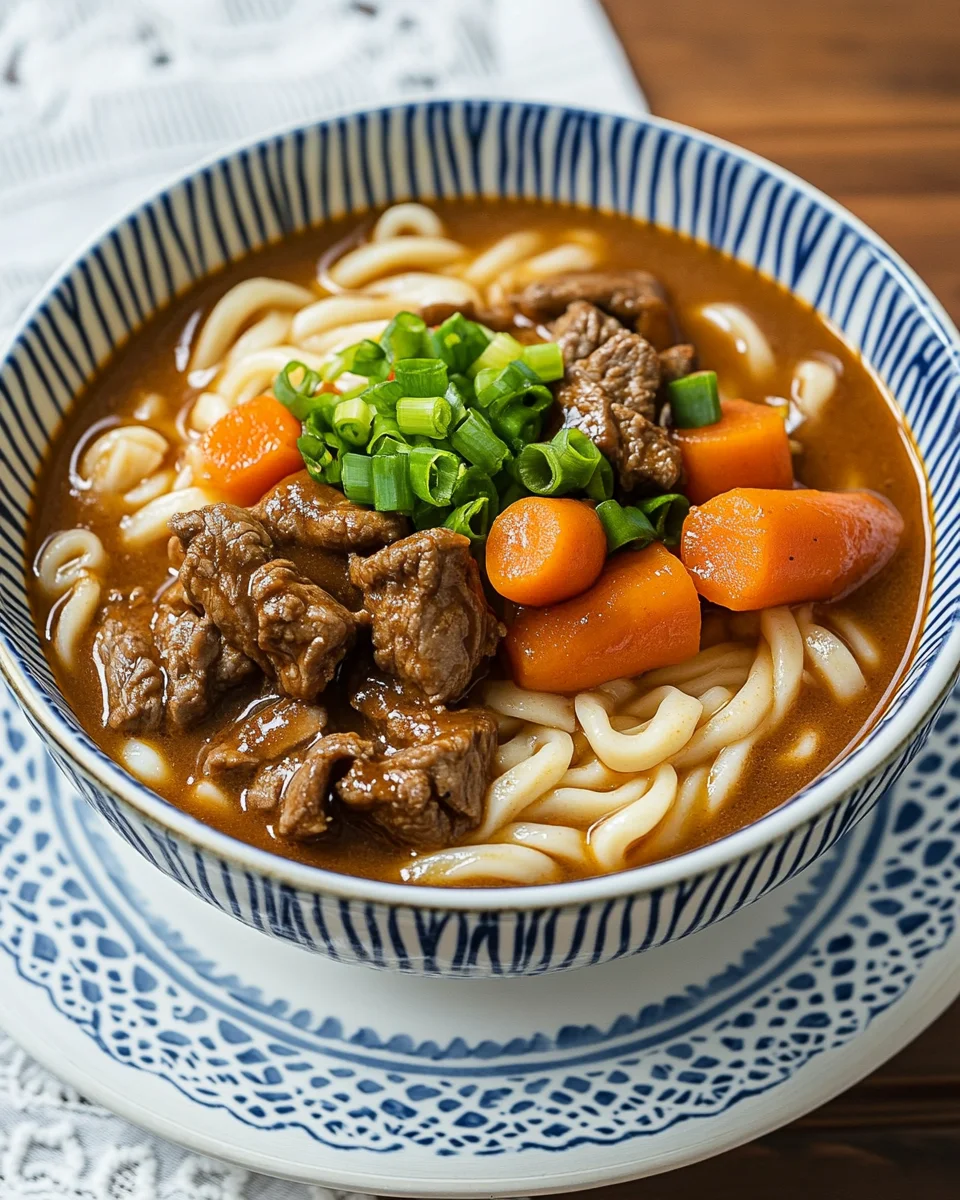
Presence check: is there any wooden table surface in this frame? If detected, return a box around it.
[568,0,960,1194]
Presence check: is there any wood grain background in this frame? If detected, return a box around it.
[562,1,960,1193]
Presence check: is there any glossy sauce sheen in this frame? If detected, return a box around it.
[27,201,932,881]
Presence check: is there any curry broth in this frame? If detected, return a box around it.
[27,201,931,882]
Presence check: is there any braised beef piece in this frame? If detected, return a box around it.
[94,589,164,733]
[551,300,622,364]
[255,471,408,554]
[171,504,357,701]
[659,343,698,383]
[557,376,683,493]
[339,676,496,848]
[515,269,675,346]
[201,696,351,837]
[349,528,503,705]
[569,326,661,420]
[154,583,256,730]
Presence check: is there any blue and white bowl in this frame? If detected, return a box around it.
[1,100,958,978]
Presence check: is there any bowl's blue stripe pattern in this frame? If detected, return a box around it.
[0,101,958,976]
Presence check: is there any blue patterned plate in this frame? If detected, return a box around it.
[1,684,960,1194]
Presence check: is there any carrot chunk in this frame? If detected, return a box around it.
[504,542,702,693]
[680,487,904,611]
[200,394,304,506]
[675,398,793,505]
[486,497,607,607]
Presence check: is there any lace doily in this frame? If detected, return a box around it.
[0,1,643,1195]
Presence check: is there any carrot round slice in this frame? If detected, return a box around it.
[200,394,304,506]
[681,487,904,610]
[486,497,607,606]
[674,398,793,505]
[504,542,702,693]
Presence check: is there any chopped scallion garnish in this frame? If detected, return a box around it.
[668,370,722,428]
[395,395,453,438]
[521,340,564,382]
[381,311,428,363]
[444,496,492,540]
[450,408,511,474]
[274,360,323,419]
[394,357,448,398]
[408,445,460,506]
[340,452,375,505]
[333,396,374,446]
[429,312,491,373]
[637,493,691,546]
[372,452,415,513]
[596,499,657,552]
[467,331,525,378]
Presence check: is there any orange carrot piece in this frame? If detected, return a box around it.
[681,487,904,611]
[675,398,793,505]
[504,542,702,693]
[200,394,304,506]
[486,497,607,607]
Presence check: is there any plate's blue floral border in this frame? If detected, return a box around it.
[0,695,958,1157]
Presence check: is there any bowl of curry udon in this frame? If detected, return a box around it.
[0,101,957,977]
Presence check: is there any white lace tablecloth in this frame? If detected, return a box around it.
[0,2,644,1196]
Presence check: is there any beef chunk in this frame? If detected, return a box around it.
[570,327,661,420]
[201,697,351,837]
[551,300,622,364]
[154,584,256,730]
[94,589,163,733]
[171,504,357,700]
[349,529,503,704]
[557,378,682,493]
[255,471,408,554]
[340,677,496,847]
[515,269,675,345]
[612,404,685,492]
[659,343,698,383]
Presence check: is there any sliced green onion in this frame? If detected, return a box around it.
[585,454,614,501]
[596,499,657,552]
[521,340,564,382]
[340,452,375,505]
[373,436,408,457]
[452,465,499,516]
[445,379,471,427]
[302,391,340,436]
[274,361,322,419]
[394,357,448,398]
[408,445,461,506]
[395,395,453,438]
[297,433,342,486]
[362,379,403,414]
[488,403,545,452]
[444,497,491,541]
[668,370,722,429]
[429,312,491,373]
[333,396,374,446]
[468,331,525,378]
[474,359,539,409]
[381,311,428,363]
[638,493,691,546]
[372,452,415,513]
[413,500,452,531]
[515,443,564,495]
[368,413,406,455]
[496,478,528,512]
[324,338,389,383]
[450,408,511,474]
[550,427,601,490]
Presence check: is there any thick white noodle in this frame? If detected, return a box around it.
[36,529,107,597]
[638,644,754,690]
[589,764,679,872]
[792,357,838,420]
[372,203,444,241]
[402,843,562,886]
[364,272,482,310]
[797,608,867,701]
[495,729,541,775]
[826,610,881,669]
[291,295,406,342]
[132,392,168,422]
[671,647,774,769]
[328,237,467,289]
[120,486,215,548]
[462,231,543,287]
[483,680,576,733]
[215,346,327,406]
[697,686,736,720]
[493,822,590,869]
[302,321,391,358]
[762,606,805,721]
[53,575,101,668]
[474,728,574,841]
[699,303,775,379]
[641,766,708,860]
[123,469,175,510]
[224,310,292,366]
[506,242,598,286]
[522,775,654,826]
[706,737,756,812]
[559,758,630,790]
[191,278,315,370]
[188,392,231,434]
[80,426,168,494]
[576,688,703,773]
[119,739,171,787]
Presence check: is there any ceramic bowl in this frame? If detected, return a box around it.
[1,100,958,978]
